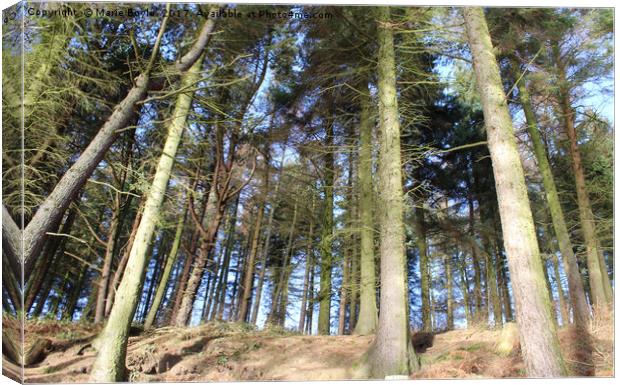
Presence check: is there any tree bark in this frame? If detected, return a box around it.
[61,266,88,321]
[317,118,335,335]
[463,7,566,377]
[89,53,205,382]
[353,87,378,335]
[485,248,502,328]
[364,7,419,378]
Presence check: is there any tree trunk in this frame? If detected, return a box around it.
[463,7,566,377]
[468,187,484,321]
[168,190,210,323]
[94,195,121,324]
[238,193,267,322]
[3,11,220,281]
[229,249,243,320]
[458,253,472,326]
[552,253,570,325]
[444,253,454,330]
[106,201,145,317]
[62,266,88,321]
[174,193,225,326]
[348,240,359,333]
[141,234,169,322]
[364,7,419,378]
[338,229,351,335]
[89,54,205,382]
[25,206,77,314]
[353,87,378,335]
[485,249,502,328]
[513,61,590,326]
[552,44,612,310]
[306,255,316,334]
[250,150,286,324]
[213,196,240,320]
[338,151,356,335]
[318,119,335,335]
[540,254,557,325]
[412,205,430,332]
[201,260,218,322]
[272,199,298,325]
[144,202,187,329]
[497,250,513,322]
[299,212,315,332]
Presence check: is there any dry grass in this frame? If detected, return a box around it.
[588,308,614,376]
[15,315,614,382]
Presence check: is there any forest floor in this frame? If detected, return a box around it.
[4,315,614,382]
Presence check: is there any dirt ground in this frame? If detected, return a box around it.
[3,316,614,383]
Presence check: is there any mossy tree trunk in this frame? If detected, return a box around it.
[318,119,335,335]
[353,87,378,335]
[89,54,205,382]
[463,7,567,377]
[338,153,355,334]
[364,7,419,378]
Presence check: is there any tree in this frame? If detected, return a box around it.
[551,41,612,310]
[363,6,419,378]
[353,83,378,335]
[463,6,566,377]
[89,25,211,379]
[510,59,590,326]
[2,4,222,287]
